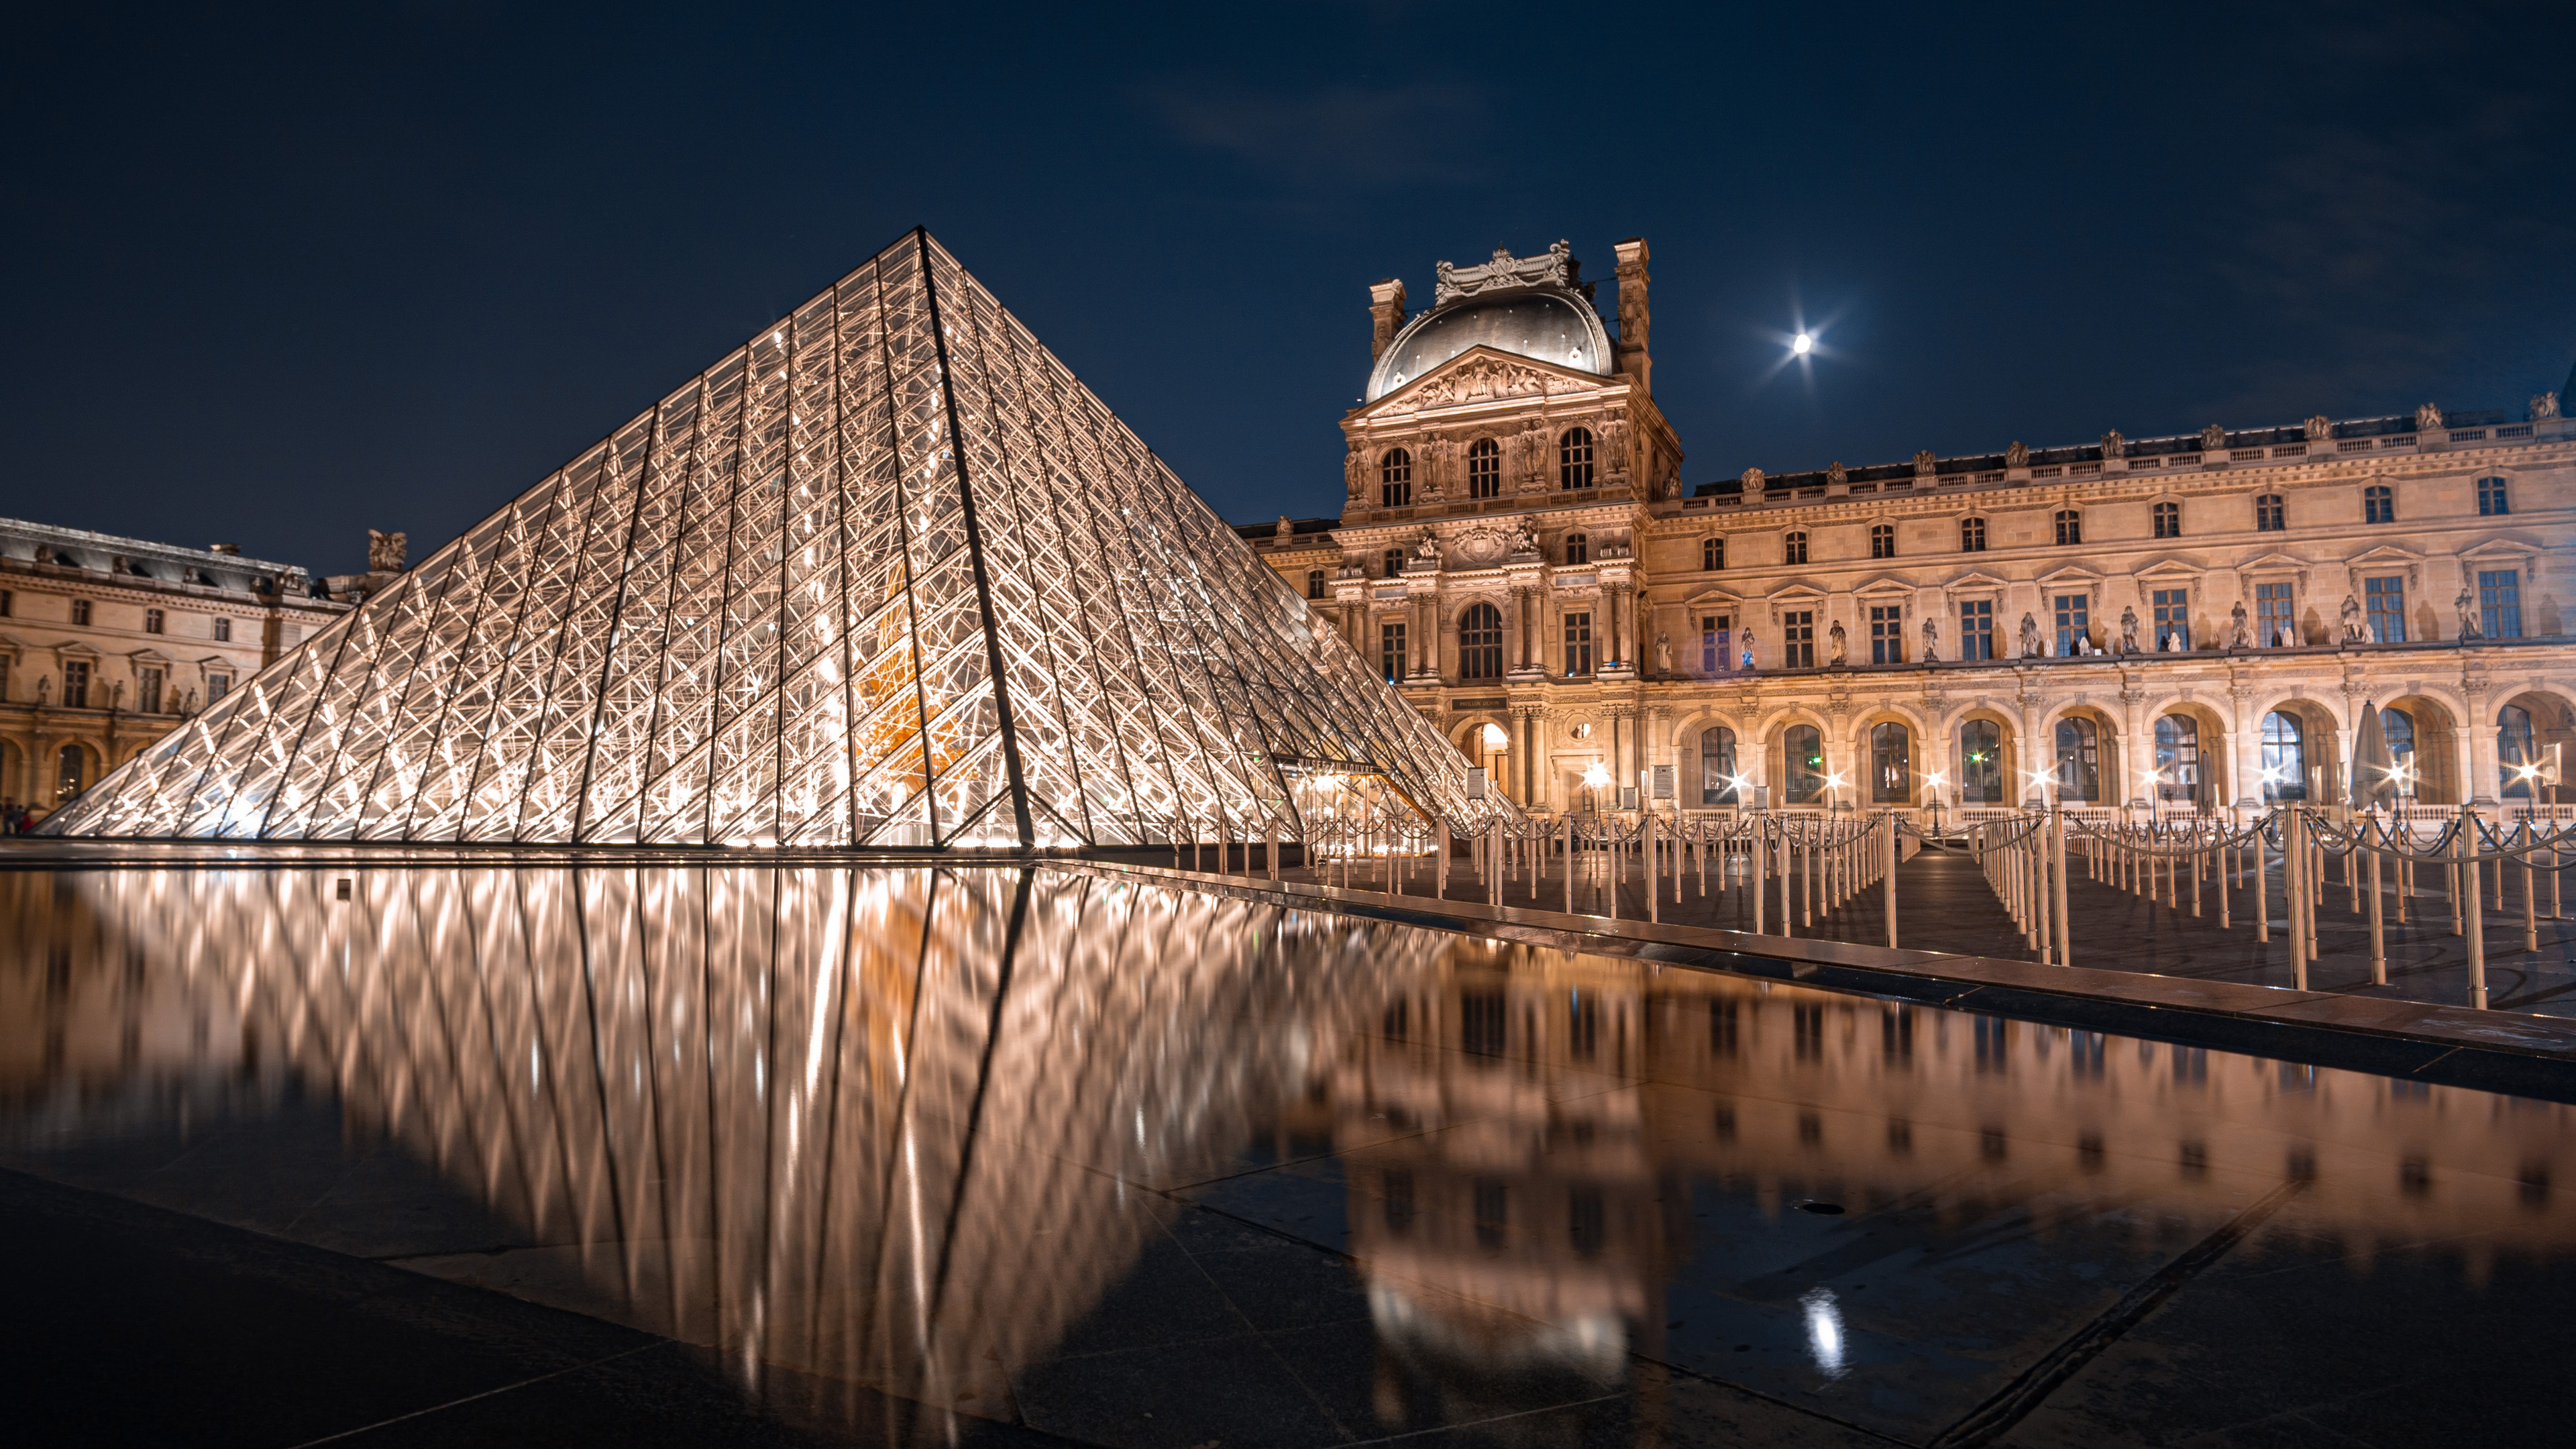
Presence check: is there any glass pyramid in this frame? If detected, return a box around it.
[46,231,1479,848]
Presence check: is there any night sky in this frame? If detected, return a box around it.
[6,3,2571,577]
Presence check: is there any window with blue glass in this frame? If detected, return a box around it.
[2479,570,2522,639]
[2365,576,2405,642]
[2477,476,2510,515]
[2053,594,2088,655]
[1960,599,1994,660]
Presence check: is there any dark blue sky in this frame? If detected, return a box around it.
[6,3,2571,575]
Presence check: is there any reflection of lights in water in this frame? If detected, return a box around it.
[1801,1287,1847,1379]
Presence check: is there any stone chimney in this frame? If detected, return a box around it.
[1368,278,1407,362]
[1613,238,1650,393]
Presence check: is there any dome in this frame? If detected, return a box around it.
[1364,288,1612,402]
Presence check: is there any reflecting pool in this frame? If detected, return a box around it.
[4,864,2572,1446]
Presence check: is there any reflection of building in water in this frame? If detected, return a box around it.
[5,865,2574,1440]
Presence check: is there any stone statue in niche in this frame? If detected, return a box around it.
[37,675,50,704]
[1655,631,1672,676]
[1344,447,1369,501]
[2340,594,2366,642]
[1920,614,1938,662]
[1739,629,1758,672]
[2005,441,2029,468]
[2229,600,2251,649]
[2457,585,2481,641]
[367,530,408,573]
[1828,621,1847,665]
[2118,606,2140,654]
[2019,612,2042,658]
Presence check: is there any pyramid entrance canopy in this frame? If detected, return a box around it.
[47,231,1481,849]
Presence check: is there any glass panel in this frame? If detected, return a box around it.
[1870,723,1910,802]
[1784,725,1825,805]
[2365,576,2406,643]
[2053,718,2099,802]
[1957,720,2002,803]
[2260,711,2306,800]
[2479,570,2522,640]
[1699,727,1738,804]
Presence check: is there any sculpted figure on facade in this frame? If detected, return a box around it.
[2119,605,2140,654]
[1826,461,1847,488]
[1739,629,1758,672]
[2415,402,2444,432]
[2340,593,2366,642]
[366,529,408,573]
[1509,518,1538,555]
[1912,449,1937,478]
[1273,515,1293,540]
[2535,392,2562,421]
[1600,417,1631,483]
[2019,612,2042,658]
[1654,631,1672,676]
[2305,414,2333,441]
[2457,584,2481,640]
[1344,447,1370,501]
[1920,614,1938,662]
[1741,466,1764,490]
[2200,423,2227,451]
[1828,620,1848,665]
[2100,430,2125,462]
[1412,529,1442,564]
[2004,441,2029,468]
[2229,600,2251,649]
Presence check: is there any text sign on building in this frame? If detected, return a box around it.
[1466,767,1487,800]
[1652,765,1675,801]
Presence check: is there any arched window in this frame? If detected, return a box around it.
[1957,720,2003,804]
[1564,533,1589,565]
[2477,476,2510,516]
[1701,536,1723,571]
[2054,717,2100,802]
[1784,531,1809,566]
[2254,494,2286,531]
[2053,510,2082,546]
[1305,568,1327,600]
[2153,715,2201,804]
[1870,722,1911,803]
[56,743,89,802]
[2382,707,2416,795]
[1467,437,1501,498]
[1458,602,1504,680]
[1784,724,1825,805]
[1961,517,1987,551]
[2152,501,2181,538]
[1558,427,1595,489]
[2499,703,2538,798]
[2364,484,2394,524]
[1381,547,1404,578]
[1870,523,1896,559]
[1379,447,1413,507]
[2260,710,2306,800]
[1699,727,1739,804]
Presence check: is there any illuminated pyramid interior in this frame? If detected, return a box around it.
[46,231,1476,847]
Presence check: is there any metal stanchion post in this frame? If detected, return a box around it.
[2461,803,2487,1008]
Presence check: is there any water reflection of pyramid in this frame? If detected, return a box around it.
[46,231,1471,847]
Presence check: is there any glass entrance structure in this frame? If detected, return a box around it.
[43,231,1479,848]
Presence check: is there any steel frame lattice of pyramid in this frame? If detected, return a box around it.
[46,231,1481,849]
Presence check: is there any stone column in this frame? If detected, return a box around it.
[2120,689,2147,809]
[2228,684,2259,808]
[2466,684,2500,808]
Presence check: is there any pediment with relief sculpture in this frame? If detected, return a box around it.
[1361,345,1612,417]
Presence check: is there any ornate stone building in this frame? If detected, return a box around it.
[0,517,348,816]
[1242,240,2575,818]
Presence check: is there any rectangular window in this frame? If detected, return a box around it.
[1782,610,1815,669]
[139,667,164,714]
[2479,570,2523,639]
[1961,517,1986,551]
[2256,581,2296,647]
[2477,476,2510,516]
[0,588,11,616]
[71,598,92,626]
[214,616,233,642]
[1700,613,1729,674]
[2365,576,2406,643]
[208,673,231,704]
[144,608,164,635]
[1959,600,1993,661]
[0,657,9,702]
[2052,594,2089,655]
[62,659,91,708]
[1305,569,1326,600]
[2255,495,2285,531]
[1562,612,1593,676]
[2152,588,2191,650]
[1380,621,1407,683]
[1870,604,1902,663]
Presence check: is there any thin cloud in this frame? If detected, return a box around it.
[1147,78,1495,189]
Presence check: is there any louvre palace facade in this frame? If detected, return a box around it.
[1240,239,2575,817]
